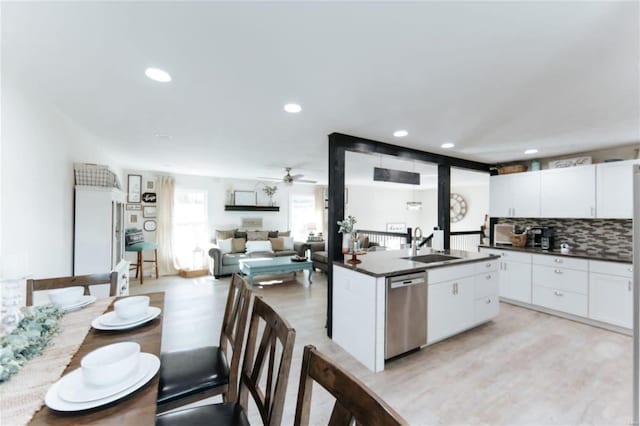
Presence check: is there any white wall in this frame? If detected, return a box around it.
[1,83,122,280]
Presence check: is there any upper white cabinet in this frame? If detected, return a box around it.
[596,159,640,219]
[489,172,541,217]
[539,165,596,218]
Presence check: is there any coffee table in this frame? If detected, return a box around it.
[238,257,313,287]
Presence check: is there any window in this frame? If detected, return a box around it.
[174,189,209,270]
[290,193,319,241]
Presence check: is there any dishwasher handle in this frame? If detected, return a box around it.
[389,276,426,289]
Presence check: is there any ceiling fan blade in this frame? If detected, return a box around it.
[296,179,318,183]
[256,177,283,182]
[290,174,305,180]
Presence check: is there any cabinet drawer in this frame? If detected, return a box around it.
[589,260,633,277]
[428,263,477,284]
[532,254,587,271]
[475,296,499,323]
[493,250,531,264]
[532,265,588,294]
[532,285,587,317]
[475,272,499,299]
[475,259,499,274]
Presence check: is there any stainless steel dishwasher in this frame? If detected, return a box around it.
[385,272,428,359]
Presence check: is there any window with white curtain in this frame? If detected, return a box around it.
[174,189,209,270]
[290,193,319,241]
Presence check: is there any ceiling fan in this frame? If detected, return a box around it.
[258,167,317,185]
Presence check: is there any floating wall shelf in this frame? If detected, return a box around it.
[224,205,280,212]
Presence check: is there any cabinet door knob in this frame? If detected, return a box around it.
[554,269,563,274]
[486,275,492,280]
[486,263,492,268]
[590,206,594,217]
[628,267,633,272]
[629,281,632,292]
[554,258,562,263]
[554,290,563,296]
[485,298,492,304]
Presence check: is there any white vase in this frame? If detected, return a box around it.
[342,233,352,253]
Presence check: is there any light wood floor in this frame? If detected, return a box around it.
[131,272,633,425]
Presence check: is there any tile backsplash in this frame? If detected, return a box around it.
[496,218,632,257]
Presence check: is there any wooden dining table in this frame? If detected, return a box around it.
[28,292,165,425]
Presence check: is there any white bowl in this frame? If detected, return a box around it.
[114,296,150,320]
[48,286,84,307]
[81,342,140,387]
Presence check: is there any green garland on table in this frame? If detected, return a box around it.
[0,305,64,383]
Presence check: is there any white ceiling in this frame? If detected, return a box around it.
[3,2,638,183]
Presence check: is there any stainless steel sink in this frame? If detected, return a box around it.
[402,254,460,263]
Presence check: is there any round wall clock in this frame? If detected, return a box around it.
[450,193,467,223]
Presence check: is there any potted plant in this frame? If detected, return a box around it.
[262,185,278,206]
[337,215,357,253]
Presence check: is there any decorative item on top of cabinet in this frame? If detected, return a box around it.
[548,156,592,169]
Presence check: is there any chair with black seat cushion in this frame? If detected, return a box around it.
[26,272,118,306]
[294,345,408,426]
[157,273,251,412]
[156,296,296,426]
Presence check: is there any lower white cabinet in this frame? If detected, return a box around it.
[427,261,500,344]
[500,261,532,303]
[428,277,475,344]
[532,285,588,317]
[589,271,633,329]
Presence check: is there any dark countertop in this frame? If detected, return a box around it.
[333,248,499,278]
[478,244,632,264]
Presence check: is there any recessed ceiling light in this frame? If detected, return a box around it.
[524,149,538,155]
[441,142,455,149]
[145,67,171,82]
[393,130,408,138]
[284,103,302,113]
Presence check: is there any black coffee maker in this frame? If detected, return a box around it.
[541,227,555,250]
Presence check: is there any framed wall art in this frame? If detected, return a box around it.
[142,192,157,203]
[145,178,156,191]
[126,204,142,211]
[386,223,406,233]
[234,190,257,206]
[127,174,142,203]
[143,206,157,218]
[143,220,157,232]
[129,213,139,224]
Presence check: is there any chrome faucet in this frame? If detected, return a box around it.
[412,227,423,256]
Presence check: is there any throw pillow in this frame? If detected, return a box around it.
[247,230,269,241]
[269,237,285,251]
[282,236,294,250]
[278,230,291,237]
[268,231,279,238]
[357,235,370,250]
[218,238,233,254]
[216,228,237,241]
[234,230,248,239]
[231,238,246,253]
[245,240,273,253]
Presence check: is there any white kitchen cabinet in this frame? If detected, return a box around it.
[428,276,475,344]
[589,261,633,329]
[540,165,596,218]
[596,159,640,219]
[489,172,541,217]
[479,248,532,303]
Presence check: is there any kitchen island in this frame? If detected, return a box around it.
[332,248,500,372]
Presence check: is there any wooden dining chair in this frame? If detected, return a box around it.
[156,296,296,426]
[157,273,252,412]
[294,345,409,426]
[25,272,118,306]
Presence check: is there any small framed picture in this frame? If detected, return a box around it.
[234,190,256,206]
[143,206,157,218]
[142,192,157,203]
[126,204,142,211]
[127,175,142,203]
[386,223,406,233]
[145,179,156,191]
[143,220,157,232]
[129,213,139,224]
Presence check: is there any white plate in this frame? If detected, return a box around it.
[91,307,161,331]
[99,310,152,327]
[58,353,149,402]
[59,295,96,312]
[45,353,160,411]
